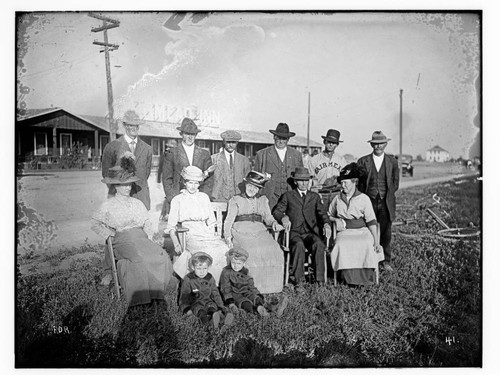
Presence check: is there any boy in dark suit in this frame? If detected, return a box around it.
[273,167,332,285]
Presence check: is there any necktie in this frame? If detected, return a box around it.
[302,192,306,201]
[130,140,136,154]
[229,153,234,170]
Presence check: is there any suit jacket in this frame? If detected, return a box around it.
[101,136,152,210]
[211,151,251,202]
[273,189,329,239]
[254,145,303,210]
[161,144,213,203]
[357,153,399,221]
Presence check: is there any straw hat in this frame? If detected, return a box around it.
[181,166,204,182]
[367,131,391,144]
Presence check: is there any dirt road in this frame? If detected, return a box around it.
[17,163,478,251]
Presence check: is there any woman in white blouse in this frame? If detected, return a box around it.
[166,166,229,284]
[328,163,384,286]
[92,153,173,306]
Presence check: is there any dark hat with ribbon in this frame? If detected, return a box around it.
[337,162,365,183]
[228,246,249,261]
[244,170,269,188]
[177,117,201,134]
[368,131,391,144]
[122,110,144,127]
[220,130,242,141]
[322,129,343,143]
[292,167,313,181]
[269,123,296,138]
[101,152,140,184]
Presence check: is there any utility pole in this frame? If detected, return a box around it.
[399,89,403,178]
[307,91,311,152]
[90,13,120,141]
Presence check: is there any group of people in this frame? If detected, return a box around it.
[91,111,400,326]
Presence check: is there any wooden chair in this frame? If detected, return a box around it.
[106,236,121,299]
[331,222,380,286]
[282,229,329,285]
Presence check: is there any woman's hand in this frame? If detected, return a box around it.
[333,218,346,231]
[374,244,383,253]
[225,237,234,249]
[272,221,284,232]
[174,243,182,255]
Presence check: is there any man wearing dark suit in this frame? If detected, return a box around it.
[357,131,399,272]
[254,123,303,211]
[161,117,214,217]
[273,167,332,285]
[211,130,251,202]
[101,110,152,210]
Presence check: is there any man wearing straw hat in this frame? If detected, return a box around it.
[161,117,214,217]
[357,131,399,272]
[254,123,303,211]
[101,110,153,210]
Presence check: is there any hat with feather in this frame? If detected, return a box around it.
[101,151,140,184]
[337,162,365,183]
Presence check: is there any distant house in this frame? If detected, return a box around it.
[426,145,450,162]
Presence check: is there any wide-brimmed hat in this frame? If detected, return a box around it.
[368,131,391,144]
[176,117,201,134]
[101,152,140,184]
[337,162,364,183]
[181,165,204,182]
[322,129,343,143]
[122,110,144,126]
[228,247,249,261]
[190,251,213,268]
[269,123,296,138]
[220,130,241,142]
[292,167,312,181]
[244,170,269,188]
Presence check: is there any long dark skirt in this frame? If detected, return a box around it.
[113,228,173,306]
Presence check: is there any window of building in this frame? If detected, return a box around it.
[152,138,161,156]
[34,132,47,155]
[60,133,72,155]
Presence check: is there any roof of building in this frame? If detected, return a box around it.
[428,145,448,152]
[19,108,322,147]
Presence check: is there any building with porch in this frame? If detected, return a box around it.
[16,108,323,170]
[426,145,450,162]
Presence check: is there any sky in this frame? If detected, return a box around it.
[16,10,480,159]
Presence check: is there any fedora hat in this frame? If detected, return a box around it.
[269,123,296,138]
[176,117,201,134]
[292,167,312,181]
[181,165,205,182]
[322,129,343,143]
[101,152,140,184]
[244,170,269,188]
[122,110,144,126]
[337,162,365,183]
[368,131,391,144]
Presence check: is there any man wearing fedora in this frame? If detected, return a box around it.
[101,110,153,210]
[211,130,251,202]
[307,129,347,189]
[273,167,332,285]
[161,117,214,217]
[357,131,399,272]
[254,123,303,211]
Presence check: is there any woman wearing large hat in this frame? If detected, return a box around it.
[165,166,229,284]
[327,162,384,286]
[223,170,285,293]
[91,152,174,306]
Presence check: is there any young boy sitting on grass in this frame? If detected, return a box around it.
[179,251,234,329]
[219,247,270,317]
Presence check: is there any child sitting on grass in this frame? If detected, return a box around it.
[179,251,234,329]
[219,247,270,317]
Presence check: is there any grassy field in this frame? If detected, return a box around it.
[15,175,481,368]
